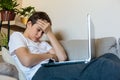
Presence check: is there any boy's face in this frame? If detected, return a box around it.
[27,21,44,42]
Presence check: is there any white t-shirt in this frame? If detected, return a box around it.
[9,32,52,80]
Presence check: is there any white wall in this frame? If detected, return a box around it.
[22,0,120,40]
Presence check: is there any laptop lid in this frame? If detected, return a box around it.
[57,14,96,63]
[64,14,95,63]
[86,14,95,62]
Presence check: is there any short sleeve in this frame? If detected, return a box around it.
[8,32,27,55]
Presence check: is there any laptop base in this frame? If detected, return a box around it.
[42,60,87,67]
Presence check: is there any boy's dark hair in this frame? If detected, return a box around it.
[27,11,52,25]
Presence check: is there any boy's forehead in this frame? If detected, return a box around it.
[34,23,43,30]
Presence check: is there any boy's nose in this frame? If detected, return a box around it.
[38,31,44,37]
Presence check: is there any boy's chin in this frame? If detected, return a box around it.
[34,39,40,42]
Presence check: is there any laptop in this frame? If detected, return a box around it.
[42,14,95,67]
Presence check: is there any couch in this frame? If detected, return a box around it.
[1,37,119,80]
[0,75,17,80]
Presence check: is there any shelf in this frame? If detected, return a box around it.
[2,21,15,25]
[1,20,26,32]
[0,20,26,43]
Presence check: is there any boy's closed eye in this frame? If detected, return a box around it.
[37,28,44,34]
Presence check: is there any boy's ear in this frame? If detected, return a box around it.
[26,21,32,27]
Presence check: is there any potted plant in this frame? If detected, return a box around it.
[0,31,8,49]
[0,0,19,21]
[17,6,36,24]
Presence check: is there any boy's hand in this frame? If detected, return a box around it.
[37,19,51,34]
[50,54,58,61]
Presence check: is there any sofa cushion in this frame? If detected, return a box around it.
[1,47,26,80]
[60,40,90,60]
[0,62,18,79]
[60,37,118,60]
[95,37,118,57]
[117,38,120,58]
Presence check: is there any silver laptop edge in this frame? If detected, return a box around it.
[86,14,95,63]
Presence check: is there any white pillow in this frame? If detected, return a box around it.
[2,47,15,65]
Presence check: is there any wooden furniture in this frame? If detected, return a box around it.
[1,21,25,32]
[0,20,25,43]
